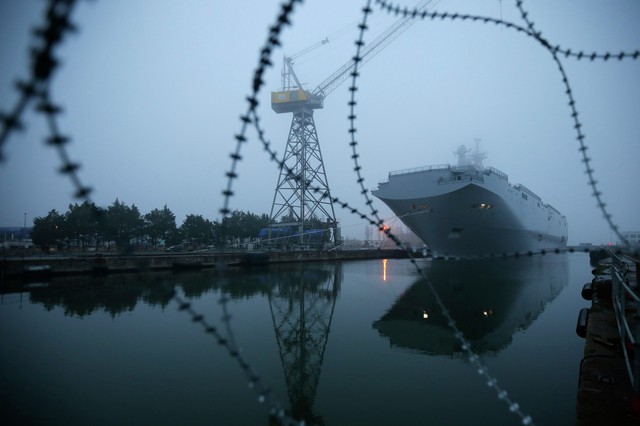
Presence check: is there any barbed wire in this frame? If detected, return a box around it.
[223,1,506,424]
[38,86,94,200]
[340,3,636,420]
[374,0,640,60]
[367,0,637,247]
[344,1,637,421]
[1,0,638,424]
[511,0,640,62]
[217,3,305,423]
[344,2,530,423]
[173,291,299,426]
[220,0,302,218]
[220,0,637,423]
[0,0,96,209]
[512,0,630,247]
[1,1,78,158]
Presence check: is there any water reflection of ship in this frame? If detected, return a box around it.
[267,263,342,426]
[373,256,568,355]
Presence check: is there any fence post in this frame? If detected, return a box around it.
[633,260,640,417]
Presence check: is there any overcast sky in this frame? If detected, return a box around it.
[1,0,638,245]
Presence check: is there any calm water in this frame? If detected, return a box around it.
[1,253,592,426]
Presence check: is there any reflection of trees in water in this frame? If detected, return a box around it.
[373,256,568,355]
[177,266,287,299]
[25,262,343,426]
[26,267,272,317]
[29,273,176,317]
[25,263,342,322]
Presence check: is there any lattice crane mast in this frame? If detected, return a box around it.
[267,1,434,246]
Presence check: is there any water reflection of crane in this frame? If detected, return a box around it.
[268,263,342,425]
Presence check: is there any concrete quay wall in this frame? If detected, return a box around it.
[1,249,411,279]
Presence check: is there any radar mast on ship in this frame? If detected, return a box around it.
[454,140,487,169]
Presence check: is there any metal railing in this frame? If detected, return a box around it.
[484,166,509,181]
[437,174,484,185]
[388,163,450,177]
[610,252,640,396]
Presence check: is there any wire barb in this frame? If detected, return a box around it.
[1,0,637,424]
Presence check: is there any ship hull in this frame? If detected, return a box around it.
[372,166,568,257]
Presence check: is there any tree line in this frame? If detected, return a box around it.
[30,200,271,251]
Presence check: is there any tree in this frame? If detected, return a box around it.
[144,205,177,247]
[180,214,215,245]
[104,199,144,249]
[220,210,270,241]
[31,209,66,249]
[64,201,104,248]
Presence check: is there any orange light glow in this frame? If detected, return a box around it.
[382,258,388,281]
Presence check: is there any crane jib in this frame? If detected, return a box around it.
[271,0,434,112]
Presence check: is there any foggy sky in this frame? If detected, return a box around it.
[1,0,638,245]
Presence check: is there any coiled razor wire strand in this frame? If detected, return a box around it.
[346,0,638,422]
[0,1,298,422]
[346,2,534,424]
[346,1,636,420]
[367,0,638,249]
[217,0,638,423]
[0,0,95,206]
[513,0,631,248]
[0,0,636,425]
[173,292,299,426]
[222,1,513,424]
[214,4,305,424]
[38,85,94,200]
[1,1,78,158]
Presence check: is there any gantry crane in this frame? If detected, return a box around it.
[267,1,434,246]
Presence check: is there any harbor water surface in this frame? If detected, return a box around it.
[1,253,592,425]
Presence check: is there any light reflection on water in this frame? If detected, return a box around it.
[0,254,591,425]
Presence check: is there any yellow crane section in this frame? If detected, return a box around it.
[271,89,309,114]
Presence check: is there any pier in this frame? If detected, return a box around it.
[0,248,416,284]
[577,250,640,425]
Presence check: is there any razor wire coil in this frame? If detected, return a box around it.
[1,0,639,425]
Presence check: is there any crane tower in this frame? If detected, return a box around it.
[267,1,433,246]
